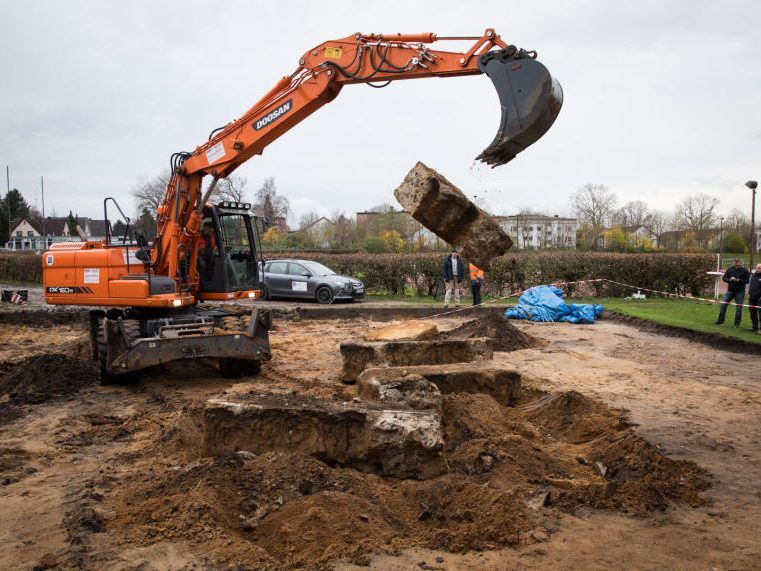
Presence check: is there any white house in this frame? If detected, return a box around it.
[5,217,111,251]
[495,214,578,249]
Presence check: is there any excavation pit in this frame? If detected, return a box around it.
[340,337,493,383]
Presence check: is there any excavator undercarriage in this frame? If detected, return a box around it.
[89,307,272,383]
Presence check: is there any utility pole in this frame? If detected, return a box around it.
[5,165,10,248]
[718,216,725,267]
[41,176,46,249]
[746,181,758,268]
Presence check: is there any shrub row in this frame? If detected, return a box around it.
[0,253,42,284]
[1,252,715,298]
[288,252,716,297]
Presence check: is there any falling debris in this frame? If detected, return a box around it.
[394,162,512,269]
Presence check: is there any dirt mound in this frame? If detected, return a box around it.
[99,384,713,568]
[523,390,630,443]
[0,339,94,423]
[442,393,537,446]
[442,312,539,352]
[575,432,711,513]
[104,449,545,568]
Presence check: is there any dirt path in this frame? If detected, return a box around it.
[1,316,759,569]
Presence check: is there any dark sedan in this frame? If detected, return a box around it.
[261,259,364,304]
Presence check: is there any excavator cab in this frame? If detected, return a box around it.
[476,46,563,167]
[197,202,266,301]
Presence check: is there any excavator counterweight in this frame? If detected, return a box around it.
[477,48,563,167]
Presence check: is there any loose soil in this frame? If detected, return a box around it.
[0,309,757,569]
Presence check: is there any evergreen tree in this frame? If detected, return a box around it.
[0,189,31,244]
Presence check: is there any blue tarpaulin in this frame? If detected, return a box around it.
[505,285,603,323]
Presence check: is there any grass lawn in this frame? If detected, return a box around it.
[578,296,761,345]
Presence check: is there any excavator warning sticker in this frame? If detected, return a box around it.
[253,99,292,131]
[205,142,226,165]
[324,46,343,60]
[45,254,54,266]
[122,249,142,266]
[84,268,100,284]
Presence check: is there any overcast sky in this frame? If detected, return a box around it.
[1,0,760,226]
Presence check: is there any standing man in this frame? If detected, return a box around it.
[442,249,464,308]
[715,258,750,327]
[748,263,761,333]
[469,263,484,306]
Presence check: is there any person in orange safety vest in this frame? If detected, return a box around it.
[469,263,484,306]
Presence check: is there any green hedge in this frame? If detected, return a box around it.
[287,252,715,297]
[1,252,715,297]
[0,253,42,283]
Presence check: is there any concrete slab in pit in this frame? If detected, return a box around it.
[339,337,493,384]
[200,394,445,479]
[366,321,439,342]
[358,361,522,406]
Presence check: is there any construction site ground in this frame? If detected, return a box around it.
[0,299,760,569]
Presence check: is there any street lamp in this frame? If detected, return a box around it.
[747,180,758,268]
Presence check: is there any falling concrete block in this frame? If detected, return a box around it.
[394,162,513,269]
[201,394,445,479]
[357,373,442,412]
[358,362,522,406]
[339,338,494,384]
[367,321,439,342]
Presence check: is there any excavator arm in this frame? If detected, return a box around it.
[154,28,562,292]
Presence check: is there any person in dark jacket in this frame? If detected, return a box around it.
[715,258,751,327]
[748,263,761,333]
[442,250,465,308]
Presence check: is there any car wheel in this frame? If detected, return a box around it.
[316,286,334,304]
[259,284,269,300]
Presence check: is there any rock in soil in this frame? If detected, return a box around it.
[359,361,522,406]
[197,393,446,479]
[394,162,512,269]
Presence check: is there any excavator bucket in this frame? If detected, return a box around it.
[476,48,563,167]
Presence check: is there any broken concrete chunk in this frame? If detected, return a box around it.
[201,395,445,479]
[367,321,439,342]
[357,373,442,411]
[394,162,512,269]
[358,361,522,406]
[340,338,494,384]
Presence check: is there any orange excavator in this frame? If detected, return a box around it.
[42,28,562,382]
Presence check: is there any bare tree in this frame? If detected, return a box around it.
[329,210,356,248]
[216,175,249,203]
[570,183,617,229]
[253,177,289,222]
[673,193,719,231]
[646,209,671,246]
[615,200,651,228]
[131,170,171,214]
[298,212,321,230]
[569,183,617,248]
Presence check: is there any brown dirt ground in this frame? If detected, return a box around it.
[0,311,756,569]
